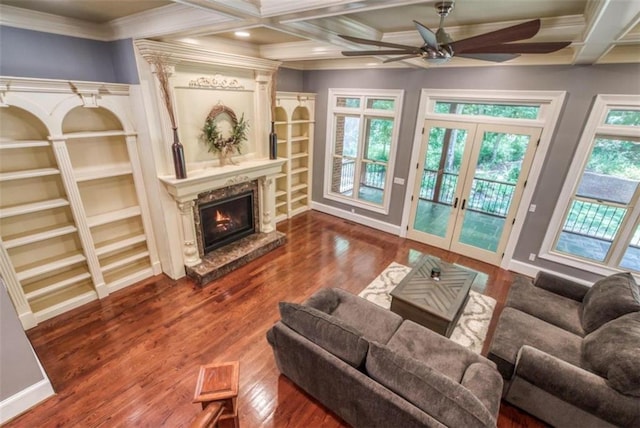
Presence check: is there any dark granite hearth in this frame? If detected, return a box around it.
[185,231,286,287]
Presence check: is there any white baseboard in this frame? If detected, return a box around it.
[0,375,54,424]
[310,202,401,236]
[508,259,592,286]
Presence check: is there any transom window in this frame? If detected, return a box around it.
[324,89,404,213]
[434,101,540,119]
[541,95,640,275]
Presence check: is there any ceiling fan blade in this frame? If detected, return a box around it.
[461,41,571,54]
[413,20,438,50]
[338,34,418,51]
[383,54,421,63]
[341,49,419,57]
[451,19,541,53]
[457,53,520,62]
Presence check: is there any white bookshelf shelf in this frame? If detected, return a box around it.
[290,167,309,175]
[25,272,92,301]
[62,130,132,140]
[101,250,150,273]
[87,206,142,228]
[75,164,133,182]
[16,253,87,282]
[0,198,70,219]
[95,234,147,257]
[3,225,78,249]
[0,140,50,149]
[0,168,60,182]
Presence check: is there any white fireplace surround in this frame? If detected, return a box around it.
[160,158,285,267]
[135,39,284,277]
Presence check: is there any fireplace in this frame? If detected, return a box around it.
[194,180,261,258]
[199,191,255,253]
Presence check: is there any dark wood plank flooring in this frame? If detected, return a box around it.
[7,211,546,427]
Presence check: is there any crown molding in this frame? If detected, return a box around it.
[0,76,130,96]
[0,4,112,41]
[135,39,281,73]
[110,4,236,40]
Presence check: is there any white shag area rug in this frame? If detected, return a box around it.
[358,262,496,354]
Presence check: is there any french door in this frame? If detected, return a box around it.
[407,119,541,265]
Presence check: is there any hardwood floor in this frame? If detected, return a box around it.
[7,211,546,427]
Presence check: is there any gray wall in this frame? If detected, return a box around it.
[277,67,304,92]
[0,280,44,401]
[303,64,640,281]
[0,26,139,84]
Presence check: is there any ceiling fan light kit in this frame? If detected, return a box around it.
[340,1,570,65]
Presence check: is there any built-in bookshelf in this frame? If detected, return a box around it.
[273,92,315,223]
[0,78,161,329]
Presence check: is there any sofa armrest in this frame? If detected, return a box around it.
[461,363,503,420]
[513,345,639,427]
[533,271,589,302]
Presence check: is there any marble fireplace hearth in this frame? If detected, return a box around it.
[160,158,286,287]
[185,231,285,286]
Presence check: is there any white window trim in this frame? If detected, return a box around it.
[539,94,640,277]
[323,88,404,214]
[401,88,567,269]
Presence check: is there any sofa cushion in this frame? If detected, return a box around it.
[386,320,490,383]
[279,302,368,367]
[366,341,497,428]
[582,312,640,397]
[581,272,640,334]
[305,288,403,344]
[487,307,583,380]
[507,275,584,336]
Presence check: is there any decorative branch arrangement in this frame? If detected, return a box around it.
[270,69,278,119]
[148,53,177,128]
[148,53,186,179]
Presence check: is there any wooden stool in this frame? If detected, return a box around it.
[193,361,239,428]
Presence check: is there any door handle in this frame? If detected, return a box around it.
[461,199,466,210]
[453,197,458,208]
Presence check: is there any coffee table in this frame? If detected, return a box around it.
[390,255,476,337]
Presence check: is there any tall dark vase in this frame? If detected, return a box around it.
[269,121,278,160]
[171,127,187,179]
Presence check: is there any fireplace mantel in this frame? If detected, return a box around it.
[159,158,284,202]
[159,158,286,267]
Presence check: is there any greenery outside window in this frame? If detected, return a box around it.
[324,89,404,213]
[541,95,640,275]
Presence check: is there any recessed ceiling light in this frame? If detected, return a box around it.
[235,31,250,38]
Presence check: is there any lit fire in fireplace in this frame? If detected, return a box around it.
[214,209,234,231]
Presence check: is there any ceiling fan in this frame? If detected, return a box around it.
[339,1,571,64]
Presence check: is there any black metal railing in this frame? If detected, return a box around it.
[338,159,386,194]
[419,168,515,217]
[561,200,626,242]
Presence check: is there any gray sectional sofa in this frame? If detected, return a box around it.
[267,287,503,428]
[488,271,640,427]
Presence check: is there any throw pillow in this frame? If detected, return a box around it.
[279,302,369,367]
[580,272,640,334]
[582,312,640,397]
[366,341,495,428]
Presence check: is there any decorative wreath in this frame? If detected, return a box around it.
[200,104,249,155]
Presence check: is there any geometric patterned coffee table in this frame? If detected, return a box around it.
[390,255,476,337]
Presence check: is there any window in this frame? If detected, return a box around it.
[541,95,640,275]
[324,89,404,213]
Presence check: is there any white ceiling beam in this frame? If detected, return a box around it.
[172,0,261,18]
[573,0,640,64]
[268,0,431,22]
[111,4,238,40]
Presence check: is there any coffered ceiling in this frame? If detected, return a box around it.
[1,0,638,69]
